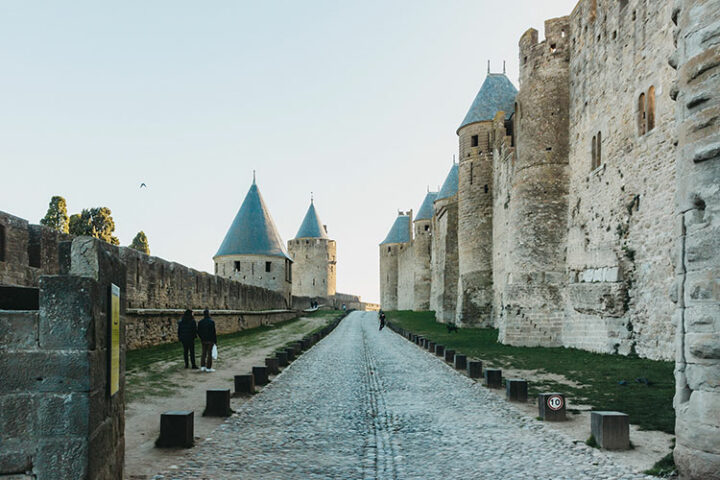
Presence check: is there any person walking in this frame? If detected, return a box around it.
[178,309,198,369]
[197,308,218,372]
[379,311,386,331]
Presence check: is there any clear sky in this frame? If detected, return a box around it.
[0,0,578,303]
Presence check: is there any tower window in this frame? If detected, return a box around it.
[424,225,430,231]
[215,263,218,274]
[234,261,241,272]
[484,184,489,194]
[591,135,597,170]
[647,86,656,132]
[638,92,647,135]
[471,135,479,147]
[265,261,272,273]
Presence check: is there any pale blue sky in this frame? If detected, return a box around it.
[0,0,578,303]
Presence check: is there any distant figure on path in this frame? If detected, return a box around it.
[178,309,198,369]
[379,311,386,331]
[198,308,218,372]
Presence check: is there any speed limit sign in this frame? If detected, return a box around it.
[547,394,564,411]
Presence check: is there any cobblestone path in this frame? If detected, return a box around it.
[157,312,654,480]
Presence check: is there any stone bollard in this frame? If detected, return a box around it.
[253,366,269,386]
[467,360,483,379]
[265,357,280,375]
[428,341,436,352]
[203,389,232,417]
[538,393,566,421]
[591,412,630,450]
[156,411,194,448]
[435,345,445,357]
[506,379,528,402]
[301,338,312,350]
[276,351,289,367]
[312,333,320,344]
[234,374,255,395]
[484,368,502,388]
[444,349,456,362]
[454,354,467,370]
[285,348,296,361]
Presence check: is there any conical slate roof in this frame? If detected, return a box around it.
[215,181,291,260]
[380,214,411,245]
[415,191,438,221]
[294,201,329,239]
[437,164,459,201]
[458,73,518,132]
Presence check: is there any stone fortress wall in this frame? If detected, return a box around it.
[380,0,681,363]
[287,236,337,298]
[0,210,296,350]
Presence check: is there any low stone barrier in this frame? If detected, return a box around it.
[276,351,288,367]
[253,366,269,386]
[156,411,194,448]
[467,360,483,379]
[265,357,280,375]
[203,389,232,417]
[506,379,528,402]
[591,411,629,450]
[538,393,566,421]
[234,374,255,395]
[454,354,467,370]
[484,368,502,389]
[444,349,456,362]
[435,345,445,357]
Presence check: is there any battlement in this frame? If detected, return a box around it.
[520,16,571,81]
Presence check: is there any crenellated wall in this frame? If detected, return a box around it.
[498,16,572,347]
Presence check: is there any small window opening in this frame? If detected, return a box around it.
[313,279,316,286]
[550,44,557,53]
[471,135,479,147]
[234,261,241,272]
[484,184,489,194]
[424,225,430,231]
[591,135,598,170]
[546,147,552,151]
[647,86,656,132]
[265,261,272,273]
[215,263,218,274]
[632,10,636,21]
[612,30,617,40]
[638,92,647,135]
[597,131,602,166]
[561,30,566,38]
[523,56,527,65]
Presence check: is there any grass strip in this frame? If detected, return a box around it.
[387,310,675,434]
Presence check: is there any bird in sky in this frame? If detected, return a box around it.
[140,183,147,188]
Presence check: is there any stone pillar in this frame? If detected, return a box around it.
[0,237,126,479]
[671,1,720,478]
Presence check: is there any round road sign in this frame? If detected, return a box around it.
[547,395,564,411]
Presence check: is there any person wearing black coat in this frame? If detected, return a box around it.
[178,309,198,369]
[197,308,217,372]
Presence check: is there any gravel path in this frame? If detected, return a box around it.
[156,311,654,480]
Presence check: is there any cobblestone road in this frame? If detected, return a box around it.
[157,311,654,480]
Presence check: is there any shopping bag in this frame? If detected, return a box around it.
[211,344,218,360]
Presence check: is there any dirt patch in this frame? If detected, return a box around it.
[124,315,331,479]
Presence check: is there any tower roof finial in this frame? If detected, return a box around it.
[503,60,506,74]
[311,191,314,203]
[453,153,456,165]
[487,60,490,74]
[253,170,256,184]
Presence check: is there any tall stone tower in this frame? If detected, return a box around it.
[431,164,459,323]
[412,191,437,311]
[214,177,292,303]
[457,70,517,326]
[379,212,412,310]
[287,199,337,299]
[499,18,571,346]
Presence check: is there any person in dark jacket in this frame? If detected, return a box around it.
[379,311,386,331]
[178,309,198,369]
[197,308,217,372]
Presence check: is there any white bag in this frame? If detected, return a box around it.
[211,344,218,360]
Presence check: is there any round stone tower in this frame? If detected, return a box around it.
[214,177,293,304]
[498,17,571,346]
[412,191,437,311]
[287,199,337,300]
[430,164,459,323]
[456,70,517,326]
[379,212,412,311]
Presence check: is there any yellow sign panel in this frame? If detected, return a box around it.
[110,284,120,397]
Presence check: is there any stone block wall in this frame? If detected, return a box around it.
[412,219,433,311]
[430,198,459,322]
[498,17,571,347]
[287,237,337,298]
[0,238,126,480]
[457,121,495,326]
[670,0,720,477]
[379,243,400,310]
[397,241,415,310]
[213,253,292,304]
[563,0,677,359]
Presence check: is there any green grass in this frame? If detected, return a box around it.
[644,451,676,476]
[387,310,675,434]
